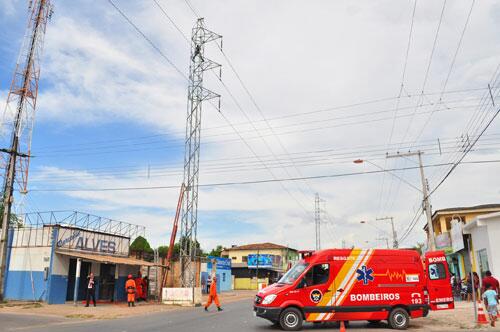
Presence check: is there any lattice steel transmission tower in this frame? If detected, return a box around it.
[180,18,222,290]
[0,0,52,300]
[314,193,321,251]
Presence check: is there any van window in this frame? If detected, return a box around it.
[278,261,308,284]
[429,263,446,280]
[305,263,330,286]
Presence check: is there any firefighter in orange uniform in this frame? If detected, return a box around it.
[135,271,143,301]
[125,274,136,307]
[204,275,223,312]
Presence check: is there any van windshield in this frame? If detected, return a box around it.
[278,261,309,284]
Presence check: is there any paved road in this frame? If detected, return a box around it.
[0,300,461,332]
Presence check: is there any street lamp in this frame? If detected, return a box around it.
[353,159,422,192]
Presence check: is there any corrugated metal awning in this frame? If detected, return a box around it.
[56,250,156,267]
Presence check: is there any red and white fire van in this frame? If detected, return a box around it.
[254,249,454,330]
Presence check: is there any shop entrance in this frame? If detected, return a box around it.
[66,259,92,301]
[99,263,116,301]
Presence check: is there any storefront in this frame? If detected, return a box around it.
[3,211,153,304]
[200,256,232,293]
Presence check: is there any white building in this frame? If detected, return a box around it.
[3,211,154,304]
[463,212,500,277]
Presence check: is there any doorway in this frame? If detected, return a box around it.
[66,259,92,301]
[99,263,116,301]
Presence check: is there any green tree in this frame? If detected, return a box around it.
[0,198,23,228]
[208,245,224,257]
[130,235,153,254]
[157,245,168,258]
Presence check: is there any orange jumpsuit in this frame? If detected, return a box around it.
[125,279,136,303]
[205,280,220,308]
[135,277,143,299]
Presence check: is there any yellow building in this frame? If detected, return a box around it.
[221,243,298,290]
[424,204,500,280]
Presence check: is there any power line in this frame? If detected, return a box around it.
[31,89,491,153]
[410,0,476,145]
[382,0,447,217]
[379,0,418,218]
[32,102,490,158]
[107,0,188,81]
[28,159,500,192]
[429,108,500,198]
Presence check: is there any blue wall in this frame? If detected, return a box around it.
[115,276,127,301]
[5,271,47,301]
[47,274,68,304]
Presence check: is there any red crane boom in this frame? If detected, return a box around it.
[162,183,186,288]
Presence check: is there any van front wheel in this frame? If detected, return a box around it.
[388,308,409,330]
[279,307,303,331]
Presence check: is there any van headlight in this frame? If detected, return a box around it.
[262,294,277,304]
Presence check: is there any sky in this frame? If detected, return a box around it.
[0,0,499,252]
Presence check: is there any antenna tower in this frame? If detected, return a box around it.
[180,18,222,291]
[0,0,52,300]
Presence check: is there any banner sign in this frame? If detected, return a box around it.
[248,254,281,268]
[435,232,452,250]
[207,256,231,270]
[56,227,130,257]
[451,219,465,253]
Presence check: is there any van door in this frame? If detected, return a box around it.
[425,251,454,310]
[297,263,335,321]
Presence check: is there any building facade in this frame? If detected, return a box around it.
[463,212,500,278]
[3,211,153,304]
[425,204,500,281]
[221,243,298,290]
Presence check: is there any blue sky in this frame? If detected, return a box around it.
[1,0,500,251]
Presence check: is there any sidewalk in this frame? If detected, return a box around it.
[0,290,255,320]
[420,300,500,331]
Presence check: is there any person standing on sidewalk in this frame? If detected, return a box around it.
[204,276,222,312]
[483,284,498,327]
[135,271,144,302]
[85,272,96,307]
[125,274,136,307]
[482,271,500,294]
[473,272,481,303]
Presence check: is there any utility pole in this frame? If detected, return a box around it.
[180,18,222,297]
[0,0,52,301]
[376,216,398,248]
[314,193,321,250]
[386,151,435,250]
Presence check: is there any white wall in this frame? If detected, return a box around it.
[486,218,500,276]
[51,253,69,275]
[469,216,500,277]
[8,247,51,272]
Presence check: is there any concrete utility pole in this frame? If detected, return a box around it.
[0,0,52,301]
[376,216,398,248]
[386,151,435,251]
[314,193,321,251]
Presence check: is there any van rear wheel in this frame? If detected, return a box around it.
[279,307,303,331]
[388,308,409,330]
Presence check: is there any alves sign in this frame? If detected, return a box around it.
[56,228,129,256]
